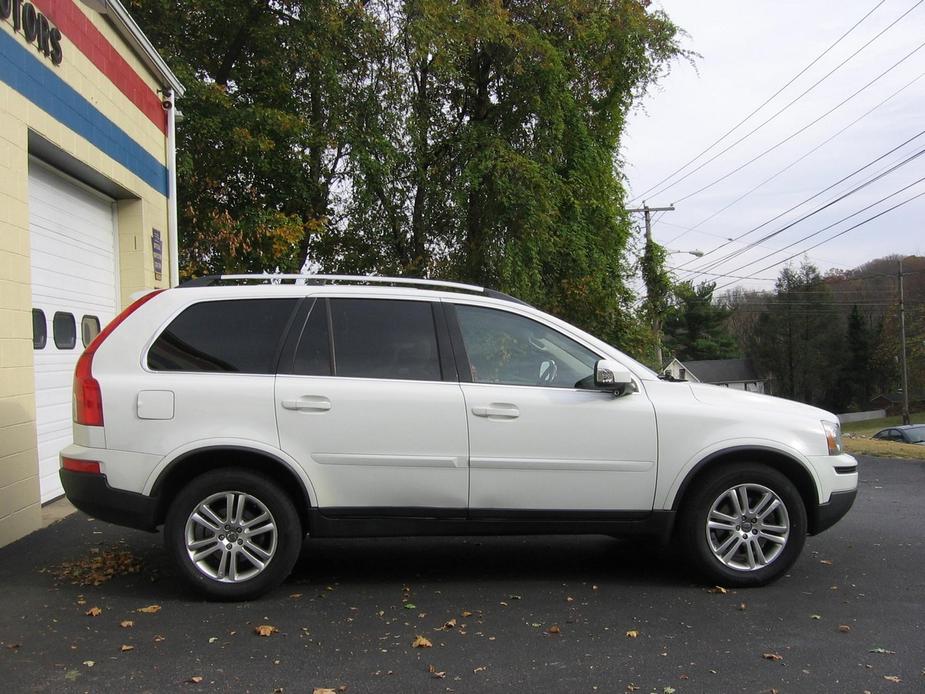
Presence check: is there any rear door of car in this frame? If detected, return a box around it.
[275,296,470,514]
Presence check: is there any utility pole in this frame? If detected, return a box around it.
[627,202,675,368]
[626,202,676,244]
[899,258,910,425]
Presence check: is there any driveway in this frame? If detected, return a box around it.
[1,456,922,693]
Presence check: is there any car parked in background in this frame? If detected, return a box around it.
[872,424,925,445]
[59,275,858,600]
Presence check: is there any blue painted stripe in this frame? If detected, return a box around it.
[0,28,168,196]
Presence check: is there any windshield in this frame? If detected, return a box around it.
[905,426,925,444]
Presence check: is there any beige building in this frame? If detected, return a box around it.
[0,0,182,546]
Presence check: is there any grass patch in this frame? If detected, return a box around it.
[844,437,925,460]
[841,412,925,436]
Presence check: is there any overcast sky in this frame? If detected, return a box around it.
[621,0,924,294]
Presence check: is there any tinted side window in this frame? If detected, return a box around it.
[454,305,599,388]
[81,315,101,347]
[291,300,332,376]
[148,299,297,374]
[53,312,76,349]
[330,299,441,381]
[32,309,47,350]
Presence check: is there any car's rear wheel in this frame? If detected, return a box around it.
[164,469,302,600]
[678,463,807,587]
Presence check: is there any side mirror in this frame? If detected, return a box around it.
[594,359,635,395]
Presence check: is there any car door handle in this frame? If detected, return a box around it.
[471,404,520,419]
[281,396,332,412]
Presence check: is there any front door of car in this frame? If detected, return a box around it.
[275,297,469,513]
[447,302,658,513]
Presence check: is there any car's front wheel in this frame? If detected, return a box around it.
[164,469,302,600]
[678,463,807,587]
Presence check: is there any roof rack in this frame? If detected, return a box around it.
[179,274,531,306]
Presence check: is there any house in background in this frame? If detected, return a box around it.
[870,391,925,416]
[663,358,767,393]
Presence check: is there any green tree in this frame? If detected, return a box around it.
[312,0,682,349]
[663,281,739,362]
[125,0,381,276]
[746,262,844,408]
[130,1,682,353]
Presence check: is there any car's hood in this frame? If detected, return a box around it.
[687,382,835,421]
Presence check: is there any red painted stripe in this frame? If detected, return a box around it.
[32,0,167,133]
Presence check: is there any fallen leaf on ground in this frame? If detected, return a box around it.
[838,625,851,633]
[461,610,473,617]
[820,559,833,565]
[708,586,727,594]
[85,607,102,617]
[626,685,640,692]
[546,625,561,634]
[625,630,639,638]
[438,619,457,630]
[412,635,432,648]
[762,653,783,661]
[188,676,203,684]
[427,665,446,679]
[83,660,95,667]
[120,620,134,628]
[883,675,901,683]
[136,605,161,614]
[313,689,337,694]
[255,625,278,637]
[120,644,134,652]
[403,603,416,610]
[48,548,142,586]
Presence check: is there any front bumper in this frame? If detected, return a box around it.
[60,469,159,532]
[809,487,857,535]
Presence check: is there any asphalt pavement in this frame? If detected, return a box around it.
[0,456,922,693]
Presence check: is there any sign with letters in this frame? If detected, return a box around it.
[1,0,63,65]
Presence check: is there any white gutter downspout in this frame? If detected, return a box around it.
[166,90,179,287]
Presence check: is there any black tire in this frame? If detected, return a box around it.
[164,468,302,601]
[677,463,807,587]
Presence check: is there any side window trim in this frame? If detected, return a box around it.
[443,302,473,383]
[432,302,458,382]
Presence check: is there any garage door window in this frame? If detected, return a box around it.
[32,309,47,349]
[52,312,76,349]
[81,315,101,347]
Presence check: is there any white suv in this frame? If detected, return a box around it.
[59,275,858,600]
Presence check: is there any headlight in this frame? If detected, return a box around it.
[822,420,842,455]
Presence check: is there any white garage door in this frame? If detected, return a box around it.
[29,161,119,502]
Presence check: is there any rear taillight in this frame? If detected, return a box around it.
[74,289,165,426]
[61,457,101,474]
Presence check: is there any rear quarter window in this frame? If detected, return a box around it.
[147,299,298,374]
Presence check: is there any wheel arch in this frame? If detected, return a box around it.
[670,446,822,534]
[150,446,314,530]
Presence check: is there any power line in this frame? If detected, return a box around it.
[669,37,925,206]
[665,69,925,247]
[641,0,921,204]
[627,0,889,204]
[679,138,925,278]
[715,187,925,290]
[714,173,925,279]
